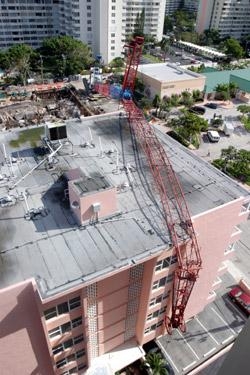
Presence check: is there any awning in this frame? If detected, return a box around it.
[86,339,145,375]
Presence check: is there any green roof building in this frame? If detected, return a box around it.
[203,68,250,94]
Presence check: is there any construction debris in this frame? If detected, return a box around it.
[0,83,109,130]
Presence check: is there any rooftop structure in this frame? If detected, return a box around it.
[0,114,249,374]
[0,116,248,296]
[136,63,205,98]
[175,40,226,59]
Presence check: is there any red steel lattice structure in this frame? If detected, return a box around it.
[121,36,202,333]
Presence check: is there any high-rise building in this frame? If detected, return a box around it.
[0,0,166,63]
[0,114,249,375]
[0,0,59,49]
[165,0,199,15]
[196,0,250,39]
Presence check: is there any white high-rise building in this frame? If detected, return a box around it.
[75,0,166,63]
[0,0,166,63]
[196,0,250,39]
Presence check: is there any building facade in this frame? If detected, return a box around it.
[0,0,59,49]
[136,63,206,99]
[196,0,250,39]
[165,0,199,15]
[0,114,249,375]
[0,0,166,63]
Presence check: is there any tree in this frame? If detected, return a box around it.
[180,91,194,107]
[223,38,244,59]
[237,105,250,114]
[133,8,145,37]
[110,57,124,68]
[213,147,250,184]
[215,83,230,101]
[0,50,10,70]
[39,36,93,76]
[163,16,173,34]
[160,38,170,61]
[152,94,161,109]
[7,44,34,85]
[199,29,220,46]
[229,82,238,98]
[146,353,168,375]
[192,89,203,102]
[170,94,180,107]
[168,111,208,143]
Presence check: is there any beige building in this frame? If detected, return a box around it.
[137,63,206,99]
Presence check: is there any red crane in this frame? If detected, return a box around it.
[94,37,202,332]
[121,36,202,333]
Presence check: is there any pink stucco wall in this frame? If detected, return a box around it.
[0,280,54,375]
[185,198,247,319]
[68,181,117,225]
[97,269,130,354]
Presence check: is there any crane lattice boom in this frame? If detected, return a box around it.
[94,36,202,332]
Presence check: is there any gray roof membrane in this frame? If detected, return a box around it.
[0,115,249,297]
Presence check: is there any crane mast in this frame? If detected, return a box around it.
[121,36,202,333]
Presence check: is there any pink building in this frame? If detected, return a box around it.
[0,115,249,375]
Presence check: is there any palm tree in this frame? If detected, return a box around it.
[146,353,168,375]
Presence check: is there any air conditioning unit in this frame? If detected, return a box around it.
[45,122,67,141]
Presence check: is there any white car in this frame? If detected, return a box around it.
[207,130,220,142]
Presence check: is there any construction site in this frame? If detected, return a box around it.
[0,76,121,130]
[0,37,249,375]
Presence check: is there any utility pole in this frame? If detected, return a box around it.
[62,54,66,78]
[40,55,44,84]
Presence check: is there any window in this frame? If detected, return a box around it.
[76,349,85,358]
[48,326,61,339]
[152,274,173,290]
[87,27,92,31]
[56,358,67,369]
[87,5,91,9]
[58,302,69,315]
[74,334,84,345]
[52,343,63,355]
[78,364,87,370]
[72,317,82,328]
[61,322,71,334]
[48,317,82,339]
[44,307,57,320]
[155,255,177,271]
[44,297,81,320]
[64,338,73,349]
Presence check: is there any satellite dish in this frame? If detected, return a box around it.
[71,201,80,209]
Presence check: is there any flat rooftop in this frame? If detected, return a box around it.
[137,63,203,82]
[0,115,248,298]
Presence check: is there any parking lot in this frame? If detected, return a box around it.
[157,272,248,374]
[194,102,250,161]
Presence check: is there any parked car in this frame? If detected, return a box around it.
[205,102,218,109]
[189,106,206,115]
[228,286,250,316]
[207,130,220,142]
